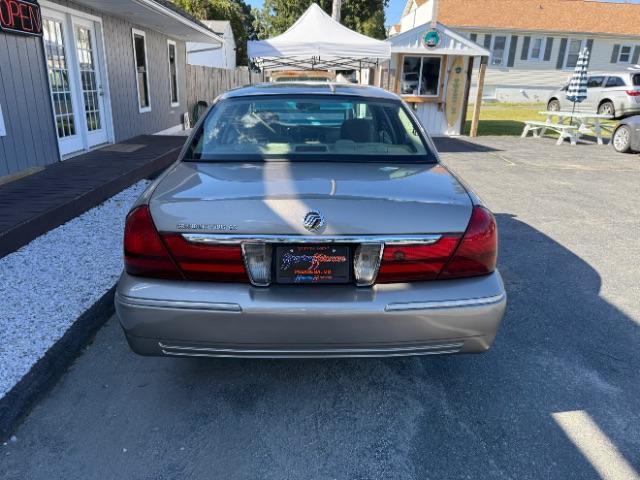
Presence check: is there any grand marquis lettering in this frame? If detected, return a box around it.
[176,223,239,231]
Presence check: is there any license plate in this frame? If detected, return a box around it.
[275,245,351,284]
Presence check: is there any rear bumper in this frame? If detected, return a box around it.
[115,272,507,358]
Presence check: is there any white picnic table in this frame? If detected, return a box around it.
[522,111,614,146]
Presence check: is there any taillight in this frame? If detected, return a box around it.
[375,205,497,283]
[626,90,640,96]
[161,234,249,282]
[376,237,461,283]
[124,206,248,282]
[439,206,497,279]
[124,206,182,279]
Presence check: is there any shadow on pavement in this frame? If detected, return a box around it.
[432,136,501,153]
[166,213,639,478]
[1,215,638,480]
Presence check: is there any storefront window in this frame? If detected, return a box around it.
[401,56,441,96]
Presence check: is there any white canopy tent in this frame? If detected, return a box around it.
[248,3,390,71]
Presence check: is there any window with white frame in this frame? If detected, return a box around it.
[167,40,179,106]
[618,45,633,63]
[132,29,151,112]
[491,36,508,66]
[565,39,584,68]
[400,56,442,96]
[529,37,546,60]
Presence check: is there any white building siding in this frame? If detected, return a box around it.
[187,42,235,69]
[460,30,640,102]
[187,22,235,69]
[399,3,433,32]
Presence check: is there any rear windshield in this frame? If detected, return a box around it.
[184,95,436,162]
[634,74,640,86]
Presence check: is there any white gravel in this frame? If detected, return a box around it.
[0,181,148,399]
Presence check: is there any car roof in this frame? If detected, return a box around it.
[219,82,401,101]
[590,71,639,77]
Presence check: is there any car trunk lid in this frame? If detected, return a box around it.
[149,161,473,235]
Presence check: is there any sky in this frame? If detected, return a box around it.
[243,0,640,29]
[243,0,407,27]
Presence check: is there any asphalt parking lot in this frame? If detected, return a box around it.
[2,137,639,480]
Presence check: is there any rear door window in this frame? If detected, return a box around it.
[605,76,626,88]
[633,74,640,86]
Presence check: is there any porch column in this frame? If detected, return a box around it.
[470,60,487,138]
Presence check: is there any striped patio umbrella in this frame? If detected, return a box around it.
[566,47,590,113]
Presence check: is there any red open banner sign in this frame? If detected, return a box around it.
[0,0,42,37]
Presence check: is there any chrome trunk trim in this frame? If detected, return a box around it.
[181,233,442,245]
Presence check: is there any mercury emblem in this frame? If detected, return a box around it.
[303,210,325,233]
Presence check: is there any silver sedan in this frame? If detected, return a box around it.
[115,83,507,358]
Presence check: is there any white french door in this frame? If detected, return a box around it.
[43,12,83,156]
[73,18,108,148]
[42,7,112,157]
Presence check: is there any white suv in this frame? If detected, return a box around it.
[547,71,640,119]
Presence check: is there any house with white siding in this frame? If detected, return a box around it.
[0,0,223,179]
[390,0,640,102]
[187,20,236,69]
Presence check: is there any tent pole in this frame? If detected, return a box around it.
[332,0,342,22]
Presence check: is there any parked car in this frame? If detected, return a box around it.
[115,83,507,358]
[547,71,640,119]
[611,115,640,153]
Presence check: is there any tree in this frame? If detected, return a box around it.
[172,0,256,66]
[252,0,388,41]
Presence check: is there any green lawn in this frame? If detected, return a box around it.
[463,102,616,137]
[464,103,545,136]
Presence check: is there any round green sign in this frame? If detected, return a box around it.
[423,29,441,49]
